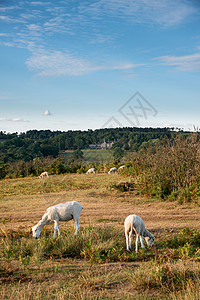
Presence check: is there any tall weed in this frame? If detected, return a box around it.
[128,262,200,293]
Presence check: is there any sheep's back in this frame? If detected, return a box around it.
[124,214,145,234]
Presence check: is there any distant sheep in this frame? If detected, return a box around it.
[108,167,117,174]
[86,168,95,175]
[39,171,49,178]
[118,165,125,171]
[124,214,155,253]
[32,201,83,238]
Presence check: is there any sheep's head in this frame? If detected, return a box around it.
[32,224,42,239]
[145,236,155,247]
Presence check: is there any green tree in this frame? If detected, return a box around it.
[113,147,124,162]
[72,149,84,160]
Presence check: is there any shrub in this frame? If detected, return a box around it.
[125,133,200,202]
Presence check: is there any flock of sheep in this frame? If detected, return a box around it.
[86,165,125,175]
[32,199,155,253]
[35,166,155,252]
[39,166,125,178]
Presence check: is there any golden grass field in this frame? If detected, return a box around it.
[0,173,200,299]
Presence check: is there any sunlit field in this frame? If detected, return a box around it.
[1,173,200,299]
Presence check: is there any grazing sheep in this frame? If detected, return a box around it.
[32,201,83,238]
[118,165,125,171]
[86,168,95,175]
[39,171,49,178]
[124,214,155,253]
[108,167,117,174]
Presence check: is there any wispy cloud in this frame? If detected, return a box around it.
[0,0,199,77]
[26,49,138,76]
[12,118,29,122]
[30,2,51,6]
[0,15,25,24]
[0,0,198,49]
[79,0,198,28]
[0,117,29,122]
[155,51,200,72]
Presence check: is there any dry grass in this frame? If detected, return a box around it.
[0,173,200,299]
[1,174,199,232]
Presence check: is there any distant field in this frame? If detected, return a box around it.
[83,149,113,162]
[0,173,200,299]
[62,149,114,162]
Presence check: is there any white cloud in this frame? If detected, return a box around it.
[0,6,19,12]
[155,52,200,72]
[44,109,52,116]
[0,41,15,47]
[12,118,29,122]
[0,0,199,77]
[26,49,138,76]
[27,24,41,31]
[80,0,198,28]
[0,0,198,52]
[30,2,50,6]
[0,15,25,24]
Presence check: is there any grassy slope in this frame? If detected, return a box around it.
[0,173,200,299]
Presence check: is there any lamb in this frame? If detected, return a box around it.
[108,167,117,174]
[86,168,95,175]
[39,171,49,178]
[124,214,155,253]
[32,201,83,238]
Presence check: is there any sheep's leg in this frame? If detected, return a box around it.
[57,222,61,236]
[125,233,130,251]
[54,220,60,238]
[135,234,139,253]
[128,231,132,251]
[74,219,80,235]
[140,235,145,248]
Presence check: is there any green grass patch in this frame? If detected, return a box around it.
[83,149,113,163]
[1,226,200,299]
[0,175,91,196]
[1,227,199,267]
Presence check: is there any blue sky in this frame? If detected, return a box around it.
[0,0,200,133]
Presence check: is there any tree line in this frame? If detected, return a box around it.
[0,127,174,164]
[0,127,190,179]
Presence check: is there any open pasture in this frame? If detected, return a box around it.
[0,174,200,299]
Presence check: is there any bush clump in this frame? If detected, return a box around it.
[125,133,200,202]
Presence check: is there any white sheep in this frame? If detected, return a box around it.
[124,214,155,253]
[108,167,117,174]
[118,165,125,171]
[39,171,49,178]
[86,168,95,175]
[32,201,83,238]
